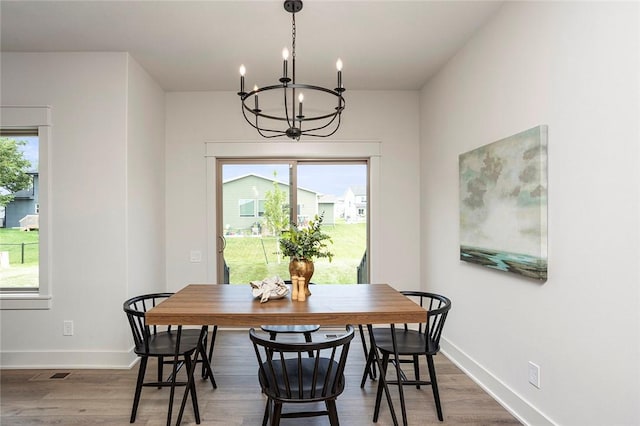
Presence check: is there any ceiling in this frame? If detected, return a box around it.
[1,1,504,92]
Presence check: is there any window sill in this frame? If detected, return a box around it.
[0,294,52,310]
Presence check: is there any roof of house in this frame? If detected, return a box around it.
[348,185,367,197]
[223,173,319,195]
[318,194,338,204]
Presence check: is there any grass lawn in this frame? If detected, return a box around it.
[0,228,39,288]
[224,220,367,284]
[0,221,367,287]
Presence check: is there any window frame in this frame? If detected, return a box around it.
[205,141,381,285]
[0,106,52,310]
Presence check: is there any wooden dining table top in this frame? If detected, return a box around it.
[145,283,426,327]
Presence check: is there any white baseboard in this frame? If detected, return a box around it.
[440,337,556,426]
[0,349,138,369]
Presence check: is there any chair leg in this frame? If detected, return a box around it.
[326,399,340,426]
[413,354,421,389]
[262,398,271,426]
[157,356,163,389]
[271,401,283,426]
[426,354,444,421]
[130,356,148,423]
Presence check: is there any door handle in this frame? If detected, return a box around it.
[218,235,226,253]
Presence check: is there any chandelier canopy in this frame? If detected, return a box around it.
[237,0,345,141]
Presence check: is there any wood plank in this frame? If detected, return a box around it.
[0,329,522,425]
[146,284,427,326]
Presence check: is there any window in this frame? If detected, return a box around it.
[239,199,256,217]
[206,141,380,286]
[1,131,39,293]
[0,106,51,310]
[216,159,369,285]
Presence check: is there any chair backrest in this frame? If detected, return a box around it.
[401,291,451,351]
[123,293,173,355]
[249,325,355,402]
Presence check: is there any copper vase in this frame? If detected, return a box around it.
[289,259,314,296]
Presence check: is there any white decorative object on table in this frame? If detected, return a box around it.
[250,276,290,303]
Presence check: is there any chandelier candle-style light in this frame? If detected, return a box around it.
[237,0,345,140]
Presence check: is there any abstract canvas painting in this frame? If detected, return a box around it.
[459,125,548,280]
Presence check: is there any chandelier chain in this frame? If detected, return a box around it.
[291,13,296,59]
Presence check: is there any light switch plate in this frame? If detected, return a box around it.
[190,250,202,263]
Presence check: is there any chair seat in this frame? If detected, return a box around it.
[134,329,202,357]
[258,357,344,400]
[372,328,440,356]
[260,324,320,334]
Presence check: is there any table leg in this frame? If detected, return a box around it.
[167,325,182,426]
[176,326,207,425]
[204,325,218,388]
[359,324,376,380]
[368,324,399,426]
[390,323,408,426]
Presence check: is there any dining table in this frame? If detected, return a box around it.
[146,283,426,426]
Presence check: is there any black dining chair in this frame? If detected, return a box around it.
[361,291,451,422]
[250,325,355,426]
[123,293,216,424]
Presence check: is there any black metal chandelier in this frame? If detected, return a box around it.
[237,0,345,141]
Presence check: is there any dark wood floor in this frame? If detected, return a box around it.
[1,329,521,425]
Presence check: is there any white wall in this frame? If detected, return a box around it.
[165,91,421,291]
[0,52,165,367]
[126,56,166,300]
[420,2,639,425]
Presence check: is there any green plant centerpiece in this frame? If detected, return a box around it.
[279,213,333,301]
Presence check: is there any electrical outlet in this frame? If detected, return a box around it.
[528,361,540,388]
[63,320,74,336]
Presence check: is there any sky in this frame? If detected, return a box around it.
[12,136,39,171]
[223,163,367,196]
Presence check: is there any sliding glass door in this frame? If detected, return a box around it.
[217,160,368,285]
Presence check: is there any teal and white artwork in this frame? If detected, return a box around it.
[459,125,548,280]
